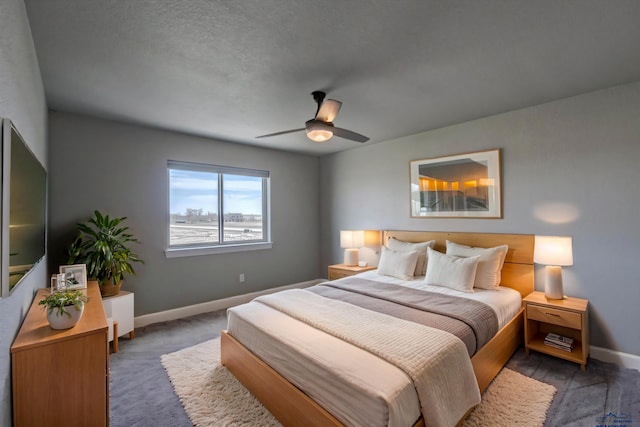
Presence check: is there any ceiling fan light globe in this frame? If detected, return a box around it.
[307,129,333,142]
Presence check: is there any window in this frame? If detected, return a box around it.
[166,161,271,257]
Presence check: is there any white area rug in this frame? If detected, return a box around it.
[161,338,556,427]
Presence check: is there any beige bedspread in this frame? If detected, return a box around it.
[311,277,499,355]
[256,289,481,427]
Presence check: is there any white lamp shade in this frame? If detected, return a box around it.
[363,230,382,247]
[340,230,365,249]
[534,236,573,266]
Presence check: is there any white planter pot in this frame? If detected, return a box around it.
[46,304,85,330]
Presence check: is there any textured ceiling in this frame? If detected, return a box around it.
[24,0,640,156]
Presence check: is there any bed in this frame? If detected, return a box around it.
[221,231,534,427]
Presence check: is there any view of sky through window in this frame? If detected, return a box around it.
[169,170,262,215]
[222,174,263,215]
[169,169,217,215]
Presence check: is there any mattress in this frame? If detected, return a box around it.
[226,272,522,427]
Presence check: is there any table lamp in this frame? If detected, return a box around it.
[534,235,573,299]
[340,230,365,266]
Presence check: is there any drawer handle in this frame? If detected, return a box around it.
[545,312,561,317]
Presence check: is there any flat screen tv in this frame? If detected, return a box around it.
[1,118,47,296]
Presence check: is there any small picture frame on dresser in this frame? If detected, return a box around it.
[59,264,87,290]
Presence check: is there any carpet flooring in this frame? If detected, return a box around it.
[161,338,555,427]
[109,309,640,427]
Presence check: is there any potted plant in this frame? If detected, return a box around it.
[67,210,144,297]
[39,289,89,329]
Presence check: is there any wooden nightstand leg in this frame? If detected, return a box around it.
[129,330,135,340]
[581,364,586,372]
[113,321,119,353]
[525,348,530,356]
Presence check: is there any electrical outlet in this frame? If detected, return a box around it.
[239,273,245,283]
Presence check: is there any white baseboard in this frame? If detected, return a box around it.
[590,345,640,371]
[134,278,326,328]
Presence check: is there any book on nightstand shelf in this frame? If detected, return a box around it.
[544,333,574,352]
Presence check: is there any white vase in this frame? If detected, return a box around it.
[46,304,84,330]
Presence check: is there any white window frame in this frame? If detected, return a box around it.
[165,160,272,258]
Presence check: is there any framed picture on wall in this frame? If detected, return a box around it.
[59,264,87,290]
[409,149,502,218]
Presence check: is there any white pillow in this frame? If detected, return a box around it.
[385,238,436,276]
[377,246,420,280]
[446,240,509,290]
[423,247,479,293]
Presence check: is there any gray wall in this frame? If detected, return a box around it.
[320,82,640,356]
[48,112,321,315]
[0,0,48,424]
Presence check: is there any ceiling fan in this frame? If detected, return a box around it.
[256,91,369,143]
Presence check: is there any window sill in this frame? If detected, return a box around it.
[165,242,273,258]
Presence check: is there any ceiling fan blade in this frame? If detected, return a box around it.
[332,127,369,143]
[315,99,342,122]
[255,128,305,139]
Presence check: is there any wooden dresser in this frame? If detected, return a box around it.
[11,282,109,427]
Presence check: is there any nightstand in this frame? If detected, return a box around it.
[328,264,376,280]
[523,291,589,371]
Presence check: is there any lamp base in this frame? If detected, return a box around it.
[544,265,565,299]
[344,248,359,266]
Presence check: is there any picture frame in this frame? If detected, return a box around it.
[409,149,502,218]
[59,264,87,290]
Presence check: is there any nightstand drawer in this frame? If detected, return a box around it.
[329,271,351,280]
[527,304,582,329]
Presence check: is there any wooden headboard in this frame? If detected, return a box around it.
[383,231,535,298]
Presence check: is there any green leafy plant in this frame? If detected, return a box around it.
[67,210,144,289]
[39,290,89,318]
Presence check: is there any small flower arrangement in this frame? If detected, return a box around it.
[39,290,89,318]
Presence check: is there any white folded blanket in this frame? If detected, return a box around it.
[256,289,481,427]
